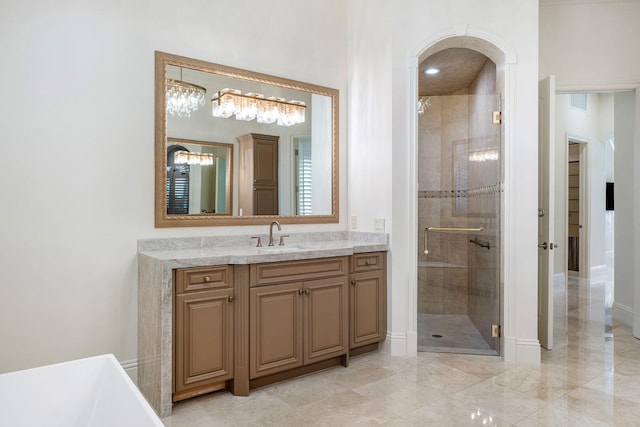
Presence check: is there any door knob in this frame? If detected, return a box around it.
[538,242,548,250]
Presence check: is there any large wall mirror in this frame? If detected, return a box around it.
[155,51,339,227]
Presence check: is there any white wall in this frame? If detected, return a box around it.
[540,0,640,330]
[540,1,640,90]
[348,0,540,362]
[346,0,393,234]
[0,0,348,374]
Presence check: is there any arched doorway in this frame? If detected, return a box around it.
[411,36,508,356]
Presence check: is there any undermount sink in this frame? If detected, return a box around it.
[257,244,312,253]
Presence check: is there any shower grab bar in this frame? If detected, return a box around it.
[423,226,484,254]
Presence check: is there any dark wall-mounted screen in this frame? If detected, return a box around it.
[606,182,614,211]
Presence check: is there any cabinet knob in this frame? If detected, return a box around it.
[204,276,211,282]
[298,289,304,295]
[228,296,235,302]
[365,260,373,265]
[351,279,356,286]
[305,288,310,294]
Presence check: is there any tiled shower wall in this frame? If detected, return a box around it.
[418,59,501,349]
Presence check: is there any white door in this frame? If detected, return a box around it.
[538,76,556,350]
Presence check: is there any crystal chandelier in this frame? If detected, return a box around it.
[417,96,431,115]
[166,70,206,118]
[212,88,306,126]
[173,150,214,166]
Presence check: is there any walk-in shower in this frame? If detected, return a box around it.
[417,48,502,355]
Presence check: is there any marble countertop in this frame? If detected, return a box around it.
[138,231,388,268]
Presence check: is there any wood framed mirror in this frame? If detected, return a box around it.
[155,51,339,227]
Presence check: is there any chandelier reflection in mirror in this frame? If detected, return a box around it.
[211,88,306,126]
[174,151,214,166]
[166,74,206,118]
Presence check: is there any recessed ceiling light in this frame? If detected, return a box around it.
[425,68,439,75]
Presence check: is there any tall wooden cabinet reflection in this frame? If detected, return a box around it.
[173,266,234,402]
[236,133,279,215]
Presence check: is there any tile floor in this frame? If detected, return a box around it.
[162,277,640,426]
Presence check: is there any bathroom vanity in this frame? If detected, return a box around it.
[138,232,387,417]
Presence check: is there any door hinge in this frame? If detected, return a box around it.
[492,111,502,124]
[491,324,501,338]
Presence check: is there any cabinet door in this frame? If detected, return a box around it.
[254,139,278,185]
[303,276,349,364]
[250,283,303,379]
[350,271,386,349]
[174,289,234,396]
[253,185,278,215]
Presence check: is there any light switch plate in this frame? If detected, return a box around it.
[374,218,385,232]
[350,215,357,230]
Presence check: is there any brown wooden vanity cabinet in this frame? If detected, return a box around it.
[173,266,234,402]
[349,252,387,349]
[171,252,387,404]
[236,133,279,215]
[249,257,349,379]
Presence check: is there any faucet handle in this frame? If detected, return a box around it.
[278,234,290,246]
[251,236,262,247]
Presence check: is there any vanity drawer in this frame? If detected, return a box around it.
[175,266,233,294]
[250,256,348,287]
[351,252,384,273]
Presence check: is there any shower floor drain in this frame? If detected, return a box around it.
[432,334,443,338]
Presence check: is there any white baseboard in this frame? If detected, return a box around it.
[382,331,408,356]
[515,338,541,364]
[613,302,633,327]
[121,359,138,385]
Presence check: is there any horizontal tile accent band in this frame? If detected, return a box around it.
[418,182,503,199]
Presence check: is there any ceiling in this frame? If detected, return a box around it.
[418,48,489,96]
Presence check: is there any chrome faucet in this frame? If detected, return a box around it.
[268,220,281,246]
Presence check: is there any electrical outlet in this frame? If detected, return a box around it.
[350,215,357,230]
[374,218,385,232]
